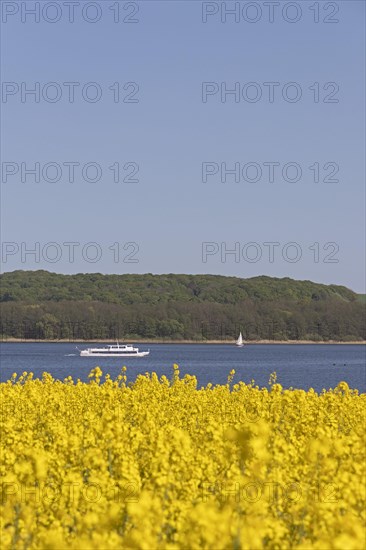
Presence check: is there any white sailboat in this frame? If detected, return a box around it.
[236,332,244,347]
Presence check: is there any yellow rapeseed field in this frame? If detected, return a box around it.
[1,365,365,549]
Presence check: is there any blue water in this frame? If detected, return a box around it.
[0,343,365,392]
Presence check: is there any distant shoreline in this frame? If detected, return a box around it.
[1,338,365,345]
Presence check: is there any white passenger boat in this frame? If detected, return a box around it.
[78,343,150,357]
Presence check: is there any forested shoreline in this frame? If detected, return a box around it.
[1,271,365,341]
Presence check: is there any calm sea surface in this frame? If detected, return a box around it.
[0,343,365,392]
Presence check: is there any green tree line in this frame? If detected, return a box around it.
[0,271,364,341]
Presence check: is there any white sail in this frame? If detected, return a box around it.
[236,332,244,346]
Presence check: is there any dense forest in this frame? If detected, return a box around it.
[0,270,364,341]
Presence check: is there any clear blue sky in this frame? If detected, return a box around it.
[1,1,365,292]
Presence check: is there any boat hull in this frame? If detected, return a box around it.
[80,351,150,357]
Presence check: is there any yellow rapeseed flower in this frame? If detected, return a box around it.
[0,367,364,549]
